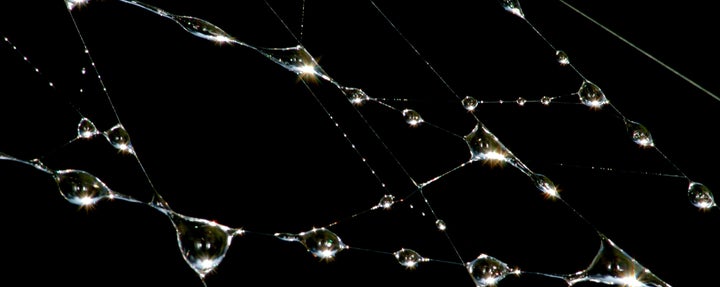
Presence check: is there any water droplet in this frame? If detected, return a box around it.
[402,109,423,126]
[53,169,113,206]
[378,194,395,209]
[464,124,509,162]
[500,0,524,18]
[29,158,50,173]
[77,117,98,139]
[257,46,332,81]
[462,96,479,111]
[556,50,570,65]
[169,15,233,43]
[394,248,427,268]
[81,67,86,75]
[578,81,609,108]
[104,124,134,153]
[566,236,670,287]
[516,97,526,106]
[291,228,346,259]
[66,0,88,10]
[531,173,558,197]
[541,96,552,105]
[688,182,715,209]
[625,120,654,147]
[435,219,447,231]
[343,87,369,105]
[467,254,514,287]
[168,212,236,278]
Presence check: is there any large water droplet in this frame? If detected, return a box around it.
[578,81,609,108]
[77,117,98,139]
[394,248,427,268]
[168,212,236,278]
[500,0,524,18]
[531,173,558,197]
[402,109,423,126]
[435,219,447,231]
[467,254,515,287]
[464,124,509,162]
[688,182,715,209]
[53,169,114,206]
[343,87,369,105]
[462,96,479,111]
[566,236,670,287]
[169,15,233,43]
[66,0,88,10]
[625,120,654,147]
[378,194,395,209]
[516,97,527,106]
[556,50,570,65]
[541,96,552,105]
[104,124,134,153]
[281,228,346,260]
[257,46,332,81]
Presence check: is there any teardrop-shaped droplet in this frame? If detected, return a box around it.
[402,109,423,126]
[541,96,552,105]
[77,117,98,139]
[566,236,670,287]
[625,120,654,147]
[531,173,558,197]
[516,97,526,106]
[169,15,233,43]
[464,124,509,162]
[53,169,114,206]
[168,212,236,278]
[467,254,515,287]
[556,50,570,65]
[298,228,346,260]
[66,0,87,10]
[257,46,332,81]
[462,96,479,111]
[104,124,134,153]
[578,80,609,108]
[435,219,447,231]
[688,182,715,209]
[500,0,524,18]
[343,87,369,105]
[378,194,395,209]
[394,248,427,268]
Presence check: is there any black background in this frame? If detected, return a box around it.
[1,1,718,286]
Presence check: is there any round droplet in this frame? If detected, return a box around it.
[531,173,558,197]
[394,248,426,268]
[343,87,369,105]
[688,182,715,209]
[53,169,113,206]
[435,219,447,231]
[556,50,569,65]
[578,80,609,108]
[104,124,133,153]
[298,228,346,259]
[540,96,552,105]
[516,97,526,106]
[625,120,654,147]
[467,254,514,287]
[462,96,479,111]
[378,194,395,209]
[169,212,235,278]
[81,67,86,75]
[402,109,423,126]
[77,117,98,139]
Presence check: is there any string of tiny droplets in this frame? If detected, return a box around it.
[1,0,715,286]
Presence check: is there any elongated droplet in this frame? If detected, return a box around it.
[257,46,332,82]
[462,96,479,111]
[378,194,395,209]
[467,254,516,287]
[169,15,232,43]
[688,182,715,209]
[541,96,552,105]
[500,0,524,18]
[66,0,88,10]
[402,109,423,126]
[464,124,509,162]
[77,117,98,139]
[279,228,346,260]
[394,248,427,268]
[625,120,654,147]
[53,169,114,206]
[168,212,236,278]
[516,97,526,106]
[343,87,369,105]
[104,124,134,153]
[578,81,609,108]
[556,50,570,65]
[435,219,447,231]
[566,236,670,287]
[531,173,558,197]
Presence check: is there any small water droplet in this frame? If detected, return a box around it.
[500,0,524,18]
[104,124,134,153]
[66,0,87,10]
[435,219,447,231]
[531,173,558,197]
[81,67,86,75]
[394,248,427,268]
[77,118,98,139]
[516,97,526,106]
[258,46,331,81]
[578,80,609,108]
[556,50,569,65]
[540,96,552,105]
[342,87,369,105]
[464,124,509,162]
[378,194,395,209]
[688,182,715,209]
[53,169,113,206]
[295,228,346,259]
[462,96,479,111]
[467,254,513,287]
[168,212,235,278]
[169,14,233,43]
[625,120,653,147]
[402,109,423,126]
